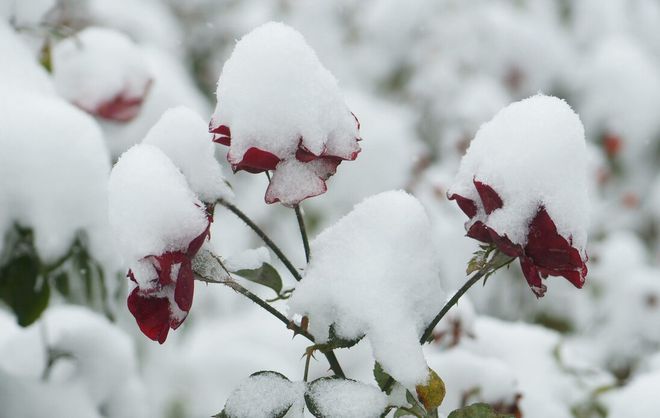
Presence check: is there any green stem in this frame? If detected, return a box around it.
[216,198,302,282]
[294,204,311,263]
[194,258,345,378]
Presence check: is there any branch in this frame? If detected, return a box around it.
[216,198,302,282]
[294,204,311,263]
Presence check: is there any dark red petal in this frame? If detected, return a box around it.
[466,221,494,243]
[231,147,280,173]
[520,258,547,298]
[447,193,478,218]
[524,208,585,271]
[487,229,523,258]
[154,252,188,286]
[210,124,231,145]
[474,180,503,215]
[187,222,210,257]
[296,146,318,163]
[174,260,194,312]
[127,290,171,344]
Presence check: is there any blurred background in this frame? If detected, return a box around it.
[2,0,660,417]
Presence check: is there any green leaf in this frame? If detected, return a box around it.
[448,403,514,418]
[235,263,282,296]
[325,324,363,349]
[415,368,446,411]
[373,362,393,394]
[0,252,50,327]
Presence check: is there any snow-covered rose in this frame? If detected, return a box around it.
[53,27,153,122]
[109,144,212,342]
[448,95,589,297]
[209,22,360,206]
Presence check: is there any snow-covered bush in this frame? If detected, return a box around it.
[2,2,660,418]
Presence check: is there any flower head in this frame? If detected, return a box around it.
[448,95,589,297]
[52,27,152,122]
[127,218,210,343]
[209,22,360,206]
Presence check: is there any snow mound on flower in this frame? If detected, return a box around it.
[0,88,110,262]
[52,26,152,118]
[211,21,359,163]
[306,378,388,418]
[143,106,233,202]
[288,190,444,387]
[448,94,589,252]
[108,144,208,265]
[223,372,305,418]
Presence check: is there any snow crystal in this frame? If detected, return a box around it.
[307,378,388,418]
[211,21,359,164]
[52,26,152,117]
[448,94,589,252]
[142,106,233,202]
[0,88,110,262]
[223,372,305,418]
[108,144,208,265]
[288,190,445,387]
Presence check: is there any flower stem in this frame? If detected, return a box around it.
[216,198,302,282]
[419,253,515,345]
[294,204,310,263]
[194,256,345,378]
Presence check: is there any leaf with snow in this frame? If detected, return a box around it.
[216,371,303,418]
[235,263,283,297]
[305,377,388,418]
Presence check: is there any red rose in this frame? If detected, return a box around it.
[449,179,587,297]
[127,216,210,343]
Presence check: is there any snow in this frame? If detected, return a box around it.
[222,372,305,418]
[265,158,335,206]
[605,370,660,418]
[108,144,208,265]
[211,21,359,162]
[306,378,388,418]
[448,94,589,252]
[288,190,445,387]
[0,21,54,95]
[0,87,110,262]
[425,348,518,415]
[143,106,233,203]
[52,26,152,118]
[0,0,55,26]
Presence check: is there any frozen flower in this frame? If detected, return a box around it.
[448,95,589,297]
[52,27,153,122]
[209,22,360,206]
[127,216,210,343]
[109,144,213,342]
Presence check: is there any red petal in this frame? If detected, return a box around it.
[210,124,231,145]
[127,290,171,344]
[296,145,318,163]
[487,229,523,257]
[466,221,494,243]
[448,193,478,218]
[474,180,503,215]
[174,260,194,312]
[520,258,547,298]
[525,208,585,271]
[231,147,280,173]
